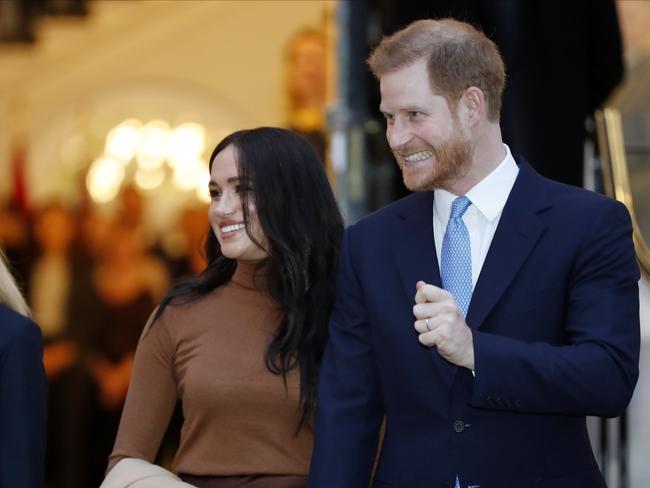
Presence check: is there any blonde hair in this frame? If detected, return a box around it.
[0,248,31,317]
[367,18,506,121]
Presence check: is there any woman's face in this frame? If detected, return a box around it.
[208,144,267,262]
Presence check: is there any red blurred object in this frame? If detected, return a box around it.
[10,142,29,215]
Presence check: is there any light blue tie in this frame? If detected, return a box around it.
[440,196,472,317]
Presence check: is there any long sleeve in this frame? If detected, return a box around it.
[0,316,46,488]
[107,310,178,472]
[471,199,640,417]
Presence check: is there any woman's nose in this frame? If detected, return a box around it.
[214,191,238,216]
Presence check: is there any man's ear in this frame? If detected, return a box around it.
[462,86,485,128]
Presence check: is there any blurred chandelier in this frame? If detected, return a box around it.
[86,119,210,204]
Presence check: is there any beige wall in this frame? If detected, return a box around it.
[0,0,331,204]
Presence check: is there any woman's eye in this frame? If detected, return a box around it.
[209,189,221,199]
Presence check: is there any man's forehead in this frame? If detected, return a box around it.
[379,80,441,113]
[380,62,432,90]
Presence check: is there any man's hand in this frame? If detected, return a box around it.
[413,281,475,370]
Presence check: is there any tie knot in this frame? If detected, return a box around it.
[450,196,471,220]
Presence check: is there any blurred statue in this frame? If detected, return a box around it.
[285,27,328,164]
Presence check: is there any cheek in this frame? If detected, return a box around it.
[420,123,445,142]
[208,205,219,229]
[247,211,267,246]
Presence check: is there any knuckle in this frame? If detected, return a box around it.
[418,332,432,347]
[437,327,451,343]
[443,290,455,302]
[443,302,456,314]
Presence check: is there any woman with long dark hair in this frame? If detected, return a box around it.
[0,249,46,488]
[102,127,343,488]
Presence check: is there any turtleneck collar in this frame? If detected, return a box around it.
[230,260,269,291]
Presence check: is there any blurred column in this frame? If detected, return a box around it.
[330,0,368,224]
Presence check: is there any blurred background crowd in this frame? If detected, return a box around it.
[1,185,205,485]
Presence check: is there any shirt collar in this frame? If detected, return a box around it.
[434,144,518,223]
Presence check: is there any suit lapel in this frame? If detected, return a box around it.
[391,191,457,388]
[466,159,551,330]
[391,191,440,299]
[388,161,550,387]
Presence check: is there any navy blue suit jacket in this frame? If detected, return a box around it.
[309,159,640,487]
[0,304,46,488]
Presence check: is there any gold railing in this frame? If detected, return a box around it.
[595,108,650,278]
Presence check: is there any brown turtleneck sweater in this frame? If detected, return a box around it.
[107,262,312,482]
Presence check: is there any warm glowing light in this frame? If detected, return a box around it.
[92,118,217,202]
[168,122,206,169]
[86,156,125,203]
[173,157,206,191]
[135,168,165,191]
[135,119,170,170]
[195,167,211,203]
[105,119,142,162]
[60,133,87,169]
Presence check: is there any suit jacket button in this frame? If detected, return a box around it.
[453,420,466,433]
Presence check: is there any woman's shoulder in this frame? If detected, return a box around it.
[143,287,224,337]
[161,285,224,316]
[0,304,42,352]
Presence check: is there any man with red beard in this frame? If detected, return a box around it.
[308,18,640,488]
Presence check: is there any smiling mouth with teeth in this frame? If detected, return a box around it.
[220,223,246,236]
[403,150,434,162]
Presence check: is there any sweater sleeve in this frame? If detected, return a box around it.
[107,308,178,473]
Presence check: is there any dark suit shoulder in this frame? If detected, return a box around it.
[351,191,430,229]
[0,304,42,354]
[516,158,626,218]
[544,178,628,218]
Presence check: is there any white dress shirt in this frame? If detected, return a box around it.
[433,144,519,290]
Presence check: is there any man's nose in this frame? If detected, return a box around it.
[387,117,411,150]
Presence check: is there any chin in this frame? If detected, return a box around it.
[223,247,267,262]
[403,172,436,192]
[219,244,242,260]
